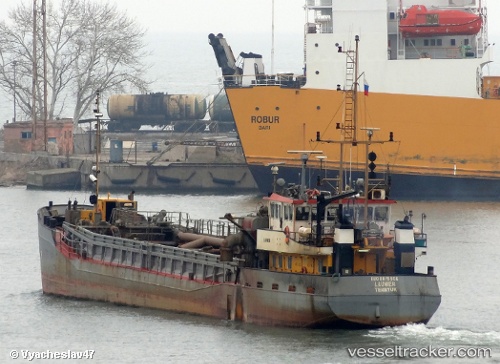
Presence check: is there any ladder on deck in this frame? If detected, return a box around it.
[343,49,357,143]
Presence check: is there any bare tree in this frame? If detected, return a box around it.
[0,0,150,126]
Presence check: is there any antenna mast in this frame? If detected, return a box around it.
[271,0,275,74]
[32,0,37,150]
[315,36,395,220]
[93,90,102,199]
[42,0,47,151]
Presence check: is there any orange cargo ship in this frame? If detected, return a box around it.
[209,0,500,200]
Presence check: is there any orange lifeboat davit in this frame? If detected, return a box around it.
[399,5,482,38]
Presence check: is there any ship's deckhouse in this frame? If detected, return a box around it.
[255,192,413,276]
[302,0,491,98]
[257,193,337,252]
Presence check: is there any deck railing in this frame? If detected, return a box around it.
[61,222,241,283]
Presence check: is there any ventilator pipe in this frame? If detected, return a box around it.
[223,213,257,245]
[176,231,225,247]
[221,232,245,249]
[179,238,208,249]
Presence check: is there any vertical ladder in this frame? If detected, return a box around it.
[343,50,356,142]
[477,3,487,58]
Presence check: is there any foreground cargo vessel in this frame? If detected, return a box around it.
[209,0,500,200]
[38,172,440,328]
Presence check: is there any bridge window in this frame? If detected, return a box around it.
[405,39,416,47]
[326,206,337,221]
[318,259,324,274]
[311,207,317,221]
[271,202,281,219]
[375,206,389,221]
[296,206,309,221]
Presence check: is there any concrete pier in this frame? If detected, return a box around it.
[1,132,258,193]
[27,168,81,190]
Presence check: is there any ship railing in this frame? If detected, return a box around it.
[294,221,336,246]
[143,210,235,237]
[311,221,335,236]
[361,227,385,239]
[305,0,333,11]
[152,211,190,227]
[222,74,304,89]
[187,218,236,237]
[62,222,241,280]
[404,46,476,60]
[111,209,236,238]
[173,212,233,238]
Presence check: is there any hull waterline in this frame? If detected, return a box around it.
[248,164,500,201]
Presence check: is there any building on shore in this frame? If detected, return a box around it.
[3,119,74,155]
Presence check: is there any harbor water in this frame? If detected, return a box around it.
[0,186,499,363]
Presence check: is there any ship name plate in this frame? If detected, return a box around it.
[251,116,279,123]
[371,276,399,293]
[251,116,279,130]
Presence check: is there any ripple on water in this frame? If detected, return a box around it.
[367,323,500,347]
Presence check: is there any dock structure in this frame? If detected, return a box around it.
[2,131,258,192]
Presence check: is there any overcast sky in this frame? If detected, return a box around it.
[0,0,499,123]
[0,0,305,34]
[0,0,498,38]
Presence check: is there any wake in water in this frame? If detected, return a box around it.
[367,323,500,347]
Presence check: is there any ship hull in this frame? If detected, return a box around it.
[225,87,500,200]
[38,208,441,328]
[248,164,500,201]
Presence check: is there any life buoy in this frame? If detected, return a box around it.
[284,226,290,244]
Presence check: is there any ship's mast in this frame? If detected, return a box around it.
[337,35,360,192]
[92,90,102,203]
[32,0,37,150]
[315,36,394,228]
[287,150,323,198]
[271,0,275,75]
[342,35,359,144]
[42,0,47,151]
